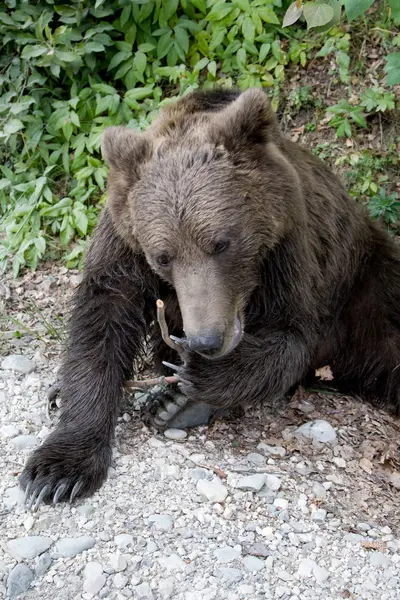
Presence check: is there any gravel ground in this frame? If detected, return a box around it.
[1,267,400,600]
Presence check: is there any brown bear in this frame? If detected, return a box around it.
[20,88,400,507]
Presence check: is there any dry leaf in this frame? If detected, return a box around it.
[359,458,373,474]
[361,540,387,552]
[315,365,334,381]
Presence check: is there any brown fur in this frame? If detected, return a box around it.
[20,88,400,504]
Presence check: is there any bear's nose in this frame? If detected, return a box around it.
[188,332,224,357]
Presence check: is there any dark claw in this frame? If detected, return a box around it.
[170,335,189,348]
[23,480,32,504]
[162,361,184,373]
[177,377,194,389]
[69,480,84,504]
[26,487,41,511]
[33,485,50,512]
[53,483,69,506]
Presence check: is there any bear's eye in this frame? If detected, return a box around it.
[212,240,230,255]
[156,253,171,268]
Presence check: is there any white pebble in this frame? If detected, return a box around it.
[164,428,187,440]
[197,477,228,503]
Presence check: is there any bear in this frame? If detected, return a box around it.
[20,87,400,508]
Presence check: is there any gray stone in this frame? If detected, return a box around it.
[311,509,327,523]
[4,486,25,509]
[246,453,266,466]
[113,573,128,589]
[110,553,128,572]
[158,578,174,599]
[83,561,106,595]
[115,534,134,549]
[164,428,187,440]
[214,546,241,564]
[257,443,286,457]
[218,567,243,582]
[7,563,34,598]
[296,420,336,443]
[312,482,327,498]
[148,514,173,531]
[9,435,39,451]
[313,563,329,583]
[369,552,391,567]
[7,536,52,560]
[147,540,158,554]
[298,558,316,577]
[274,498,289,511]
[0,424,19,438]
[197,478,228,503]
[243,556,265,572]
[264,474,281,491]
[1,354,36,374]
[136,582,155,599]
[235,474,267,492]
[54,536,96,557]
[158,553,186,571]
[34,552,52,577]
[244,542,269,557]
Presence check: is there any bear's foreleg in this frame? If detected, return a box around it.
[174,330,314,410]
[20,211,157,507]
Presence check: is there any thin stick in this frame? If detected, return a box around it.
[156,299,184,355]
[126,299,185,390]
[126,375,179,390]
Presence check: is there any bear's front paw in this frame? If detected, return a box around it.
[19,431,111,509]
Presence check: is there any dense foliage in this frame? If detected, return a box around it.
[0,0,399,276]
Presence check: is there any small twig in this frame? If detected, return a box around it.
[127,375,179,390]
[126,299,186,390]
[156,299,185,356]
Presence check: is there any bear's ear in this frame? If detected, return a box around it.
[101,126,152,181]
[101,126,152,250]
[211,88,279,156]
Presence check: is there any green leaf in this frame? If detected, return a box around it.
[343,0,374,21]
[138,43,156,52]
[84,42,105,53]
[62,121,73,140]
[134,51,147,75]
[21,45,48,59]
[303,2,334,28]
[157,31,173,59]
[174,26,190,54]
[4,119,24,135]
[124,86,155,101]
[313,0,341,32]
[237,47,246,69]
[73,210,88,236]
[384,52,400,85]
[107,51,131,71]
[259,43,271,63]
[164,0,179,21]
[207,2,234,21]
[208,60,217,77]
[233,0,251,11]
[55,50,79,62]
[242,16,255,43]
[283,3,303,27]
[257,6,280,24]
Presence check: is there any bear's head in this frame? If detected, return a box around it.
[102,89,302,359]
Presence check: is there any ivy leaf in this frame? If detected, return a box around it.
[302,2,334,28]
[343,0,374,21]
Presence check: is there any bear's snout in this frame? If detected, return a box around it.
[188,331,224,357]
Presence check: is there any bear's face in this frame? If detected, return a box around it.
[102,89,301,359]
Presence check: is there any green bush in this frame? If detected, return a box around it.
[1,0,319,275]
[0,1,398,275]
